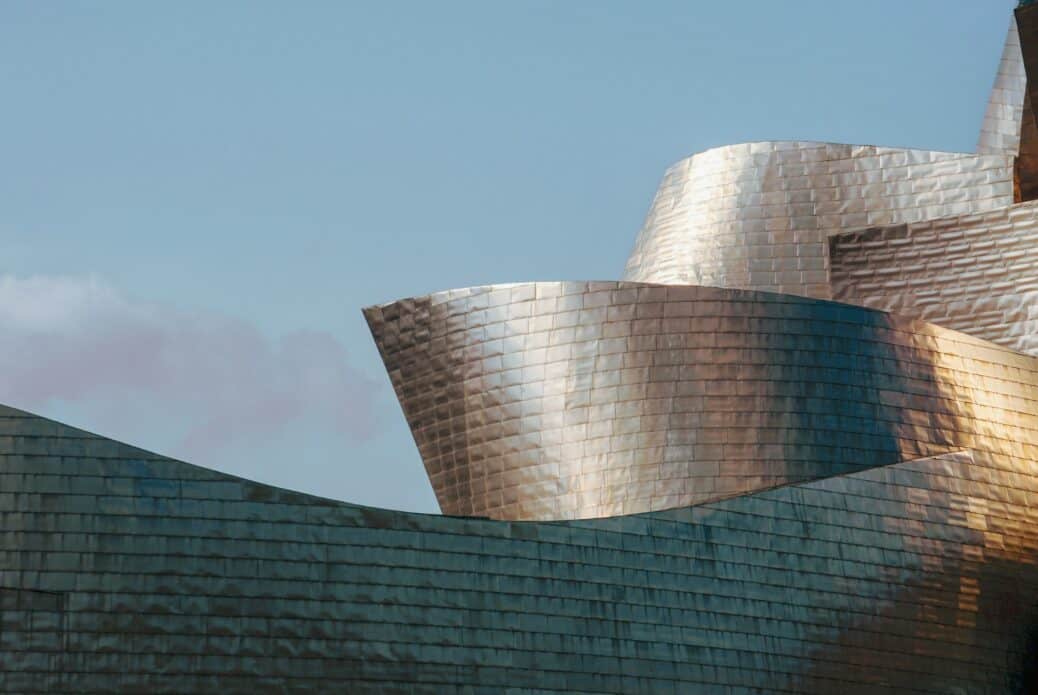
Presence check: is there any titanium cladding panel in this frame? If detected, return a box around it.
[365,281,1038,521]
[830,199,1038,357]
[7,4,1038,692]
[621,142,1014,298]
[977,19,1026,156]
[3,407,1038,692]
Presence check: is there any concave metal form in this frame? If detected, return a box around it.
[2,410,1038,693]
[5,4,1038,692]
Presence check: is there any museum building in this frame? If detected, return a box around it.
[4,4,1038,692]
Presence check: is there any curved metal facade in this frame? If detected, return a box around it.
[621,142,1013,297]
[3,407,1038,693]
[365,4,1038,525]
[7,4,1038,692]
[366,282,1038,520]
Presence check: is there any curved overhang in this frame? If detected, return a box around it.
[365,281,1038,521]
[621,142,1014,298]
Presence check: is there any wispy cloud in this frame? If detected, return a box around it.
[0,274,378,457]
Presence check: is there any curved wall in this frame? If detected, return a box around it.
[3,406,1038,692]
[365,281,1038,521]
[621,142,1014,298]
[7,9,1038,691]
[830,199,1038,357]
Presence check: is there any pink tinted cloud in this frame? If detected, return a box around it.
[0,274,377,455]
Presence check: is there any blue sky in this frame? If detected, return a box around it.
[0,0,1018,513]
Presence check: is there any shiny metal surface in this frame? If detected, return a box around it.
[2,409,1038,692]
[621,142,1014,297]
[361,6,1038,525]
[7,4,1038,691]
[977,20,1025,156]
[366,281,1038,521]
[831,199,1038,357]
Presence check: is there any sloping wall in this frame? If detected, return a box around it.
[2,405,1038,692]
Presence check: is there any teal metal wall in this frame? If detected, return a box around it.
[2,403,1037,692]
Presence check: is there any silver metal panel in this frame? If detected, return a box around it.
[977,19,1026,156]
[365,281,1038,521]
[621,142,1014,298]
[831,199,1038,357]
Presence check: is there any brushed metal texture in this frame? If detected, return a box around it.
[621,143,1014,298]
[977,19,1026,156]
[6,5,1038,692]
[2,411,1038,692]
[366,282,1038,521]
[831,200,1038,357]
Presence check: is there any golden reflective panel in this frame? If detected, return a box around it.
[830,199,1038,357]
[366,282,1038,521]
